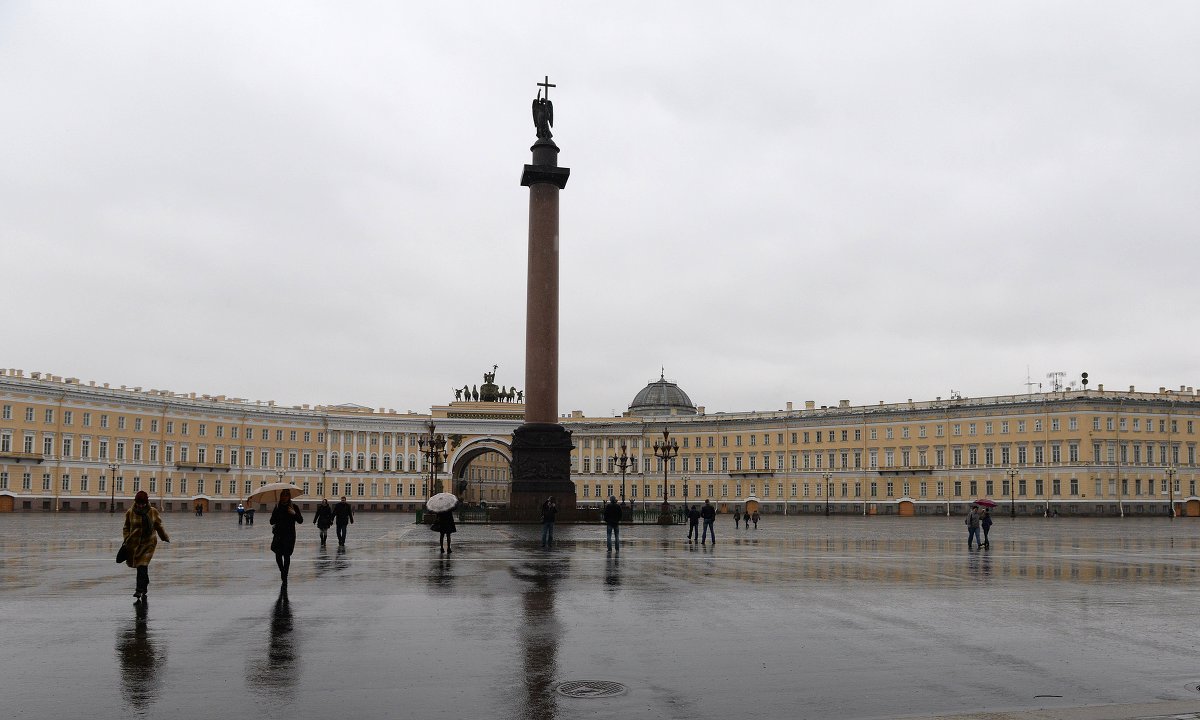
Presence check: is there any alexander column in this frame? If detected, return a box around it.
[510,76,576,518]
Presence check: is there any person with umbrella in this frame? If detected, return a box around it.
[121,490,170,602]
[270,489,304,587]
[426,492,458,554]
[313,499,334,547]
[980,507,993,548]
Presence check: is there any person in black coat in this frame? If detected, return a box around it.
[700,499,716,544]
[687,505,701,543]
[313,499,334,546]
[270,490,304,586]
[541,497,557,548]
[436,508,457,553]
[332,496,354,547]
[602,496,622,552]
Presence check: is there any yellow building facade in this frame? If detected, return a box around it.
[2,368,1198,516]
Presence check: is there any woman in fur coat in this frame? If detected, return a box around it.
[122,490,170,602]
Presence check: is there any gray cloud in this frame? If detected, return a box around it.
[2,2,1198,414]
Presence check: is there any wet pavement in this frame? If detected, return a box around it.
[2,513,1199,720]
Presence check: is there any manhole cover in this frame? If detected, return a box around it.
[556,680,627,698]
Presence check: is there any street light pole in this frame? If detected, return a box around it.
[823,472,832,516]
[108,463,119,513]
[611,442,634,520]
[1007,467,1019,519]
[1166,466,1176,519]
[653,428,678,524]
[418,420,447,500]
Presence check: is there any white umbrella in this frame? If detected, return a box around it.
[246,482,305,506]
[426,492,458,513]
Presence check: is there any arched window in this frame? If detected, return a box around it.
[343,452,352,470]
[370,454,378,471]
[329,453,339,470]
[356,453,366,471]
[382,455,391,471]
[408,454,416,471]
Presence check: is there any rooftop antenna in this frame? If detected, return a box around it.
[1046,371,1065,393]
[1024,366,1039,394]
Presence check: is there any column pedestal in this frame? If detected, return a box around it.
[509,423,576,519]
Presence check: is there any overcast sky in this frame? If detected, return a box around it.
[3,2,1198,417]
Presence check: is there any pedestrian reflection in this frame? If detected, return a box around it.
[511,559,567,720]
[314,546,349,577]
[428,556,454,593]
[604,555,620,590]
[246,589,298,697]
[117,599,165,713]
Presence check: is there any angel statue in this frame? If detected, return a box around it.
[532,90,553,139]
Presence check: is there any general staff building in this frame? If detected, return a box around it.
[2,368,1198,517]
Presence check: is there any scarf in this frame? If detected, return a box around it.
[135,505,154,538]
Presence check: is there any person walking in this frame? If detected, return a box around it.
[122,490,170,602]
[541,497,557,548]
[313,499,334,547]
[332,496,354,547]
[980,508,993,548]
[751,511,760,529]
[687,505,701,543]
[435,506,457,553]
[270,489,304,587]
[603,496,622,553]
[734,508,742,528]
[236,503,245,525]
[700,499,716,545]
[245,506,255,525]
[965,506,982,549]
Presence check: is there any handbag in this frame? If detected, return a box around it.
[115,543,129,563]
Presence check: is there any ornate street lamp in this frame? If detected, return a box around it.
[610,442,635,519]
[418,420,447,500]
[1007,467,1019,519]
[653,428,678,524]
[1166,466,1176,519]
[822,472,832,516]
[108,462,120,514]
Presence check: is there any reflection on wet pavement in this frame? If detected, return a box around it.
[246,590,299,698]
[116,600,164,714]
[3,513,1200,720]
[513,559,567,720]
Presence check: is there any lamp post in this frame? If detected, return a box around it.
[1007,467,1019,519]
[108,462,119,513]
[822,472,832,516]
[1166,466,1176,519]
[418,420,447,500]
[653,428,678,524]
[611,442,634,520]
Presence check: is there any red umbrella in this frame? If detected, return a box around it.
[973,498,998,508]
